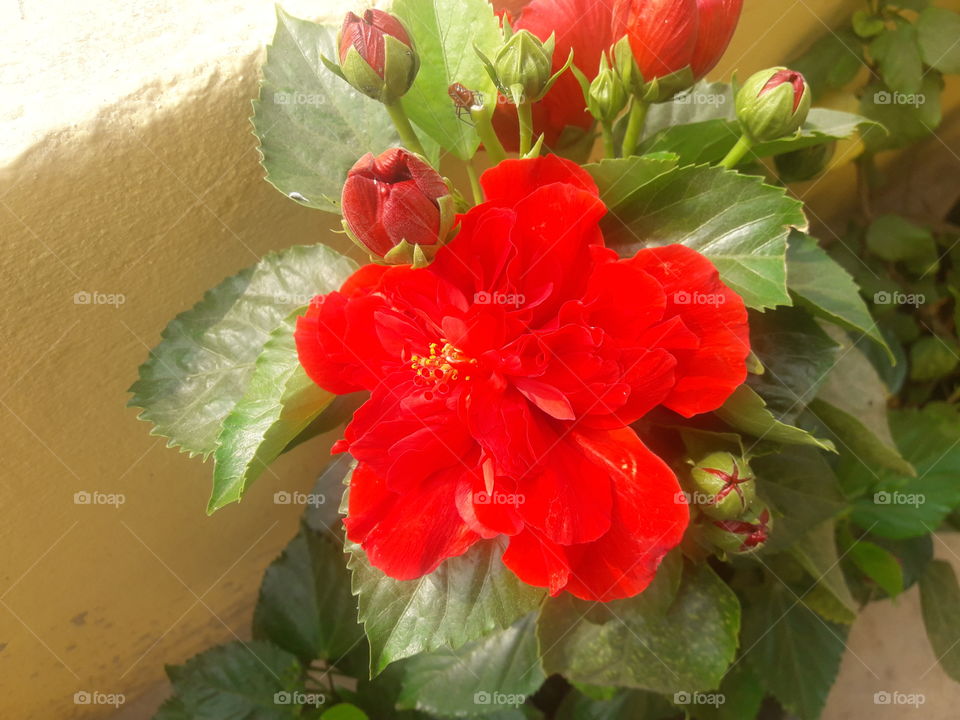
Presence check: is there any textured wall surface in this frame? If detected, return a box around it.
[1,1,958,719]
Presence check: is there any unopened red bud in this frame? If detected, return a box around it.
[689,451,756,521]
[736,66,811,143]
[704,505,772,555]
[338,10,419,103]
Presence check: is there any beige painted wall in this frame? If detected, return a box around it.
[1,1,958,719]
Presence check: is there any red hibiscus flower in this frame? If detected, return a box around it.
[296,156,749,601]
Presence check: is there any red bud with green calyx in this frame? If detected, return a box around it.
[689,451,756,521]
[338,10,419,103]
[736,67,811,143]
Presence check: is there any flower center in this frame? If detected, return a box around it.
[410,341,477,399]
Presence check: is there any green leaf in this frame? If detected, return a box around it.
[584,154,679,211]
[753,446,847,552]
[790,520,857,617]
[790,29,864,100]
[865,214,937,262]
[715,386,835,451]
[159,641,305,719]
[538,564,740,694]
[252,10,400,211]
[393,0,502,160]
[746,307,840,423]
[129,245,357,458]
[642,81,735,134]
[919,559,960,682]
[210,311,334,512]
[397,613,545,717]
[637,109,878,166]
[917,7,960,74]
[845,537,904,598]
[851,404,960,538]
[860,74,943,151]
[603,165,806,309]
[321,704,369,720]
[253,524,364,665]
[742,582,848,720]
[810,327,913,477]
[555,688,676,720]
[786,232,889,357]
[689,663,764,720]
[349,537,544,675]
[871,24,923,94]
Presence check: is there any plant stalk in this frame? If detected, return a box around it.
[517,101,534,156]
[621,98,649,157]
[385,100,426,156]
[719,134,754,170]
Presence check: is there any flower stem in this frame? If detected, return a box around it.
[386,100,426,156]
[719,134,754,170]
[517,101,534,156]
[620,98,649,157]
[601,121,616,159]
[472,109,507,164]
[466,160,484,205]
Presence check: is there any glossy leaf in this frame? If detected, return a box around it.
[716,386,835,452]
[919,560,960,682]
[252,10,400,211]
[129,244,357,458]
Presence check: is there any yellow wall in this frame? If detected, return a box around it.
[1,1,958,719]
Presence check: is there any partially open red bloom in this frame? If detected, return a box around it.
[296,156,749,601]
[339,9,412,78]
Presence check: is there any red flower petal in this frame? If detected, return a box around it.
[690,0,743,78]
[480,155,599,206]
[612,0,699,80]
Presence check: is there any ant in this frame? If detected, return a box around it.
[448,83,484,125]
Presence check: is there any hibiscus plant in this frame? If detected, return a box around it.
[130,1,960,719]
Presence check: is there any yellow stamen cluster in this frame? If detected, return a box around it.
[410,341,477,398]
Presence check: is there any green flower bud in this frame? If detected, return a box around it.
[476,30,572,106]
[689,452,756,521]
[338,10,419,104]
[736,67,811,143]
[774,142,836,183]
[612,35,644,96]
[588,55,628,124]
[703,504,773,556]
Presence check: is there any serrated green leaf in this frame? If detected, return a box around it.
[158,641,304,719]
[786,232,890,357]
[865,214,937,262]
[919,560,960,682]
[689,663,764,720]
[790,520,857,618]
[538,564,740,694]
[845,537,904,598]
[584,154,679,211]
[129,244,357,458]
[603,165,806,309]
[716,386,835,451]
[742,583,848,720]
[210,311,334,512]
[253,524,364,665]
[917,7,960,74]
[348,536,544,676]
[753,446,847,552]
[252,10,400,211]
[555,688,676,720]
[397,613,545,717]
[860,74,943,151]
[393,0,502,160]
[871,24,923,95]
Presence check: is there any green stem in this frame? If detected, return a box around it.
[466,160,484,205]
[621,99,649,157]
[517,101,534,156]
[385,101,426,156]
[718,134,754,170]
[601,121,616,159]
[471,109,507,164]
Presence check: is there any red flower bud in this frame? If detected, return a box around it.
[341,149,454,266]
[612,0,743,81]
[760,69,807,112]
[339,10,412,78]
